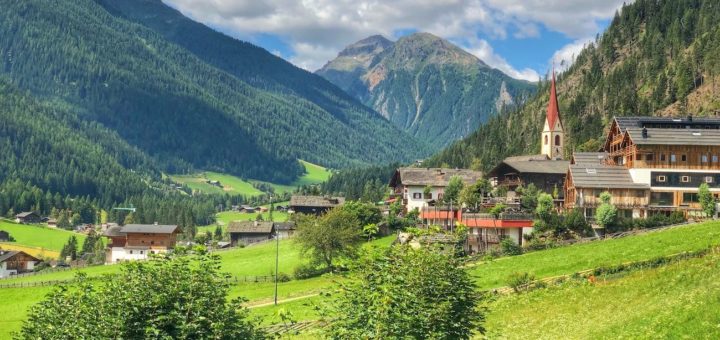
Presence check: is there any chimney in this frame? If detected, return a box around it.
[642,127,648,139]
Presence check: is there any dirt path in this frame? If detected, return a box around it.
[247,293,320,309]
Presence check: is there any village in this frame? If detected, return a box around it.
[3,71,718,276]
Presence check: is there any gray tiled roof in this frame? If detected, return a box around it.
[569,165,649,189]
[501,159,570,174]
[274,222,296,231]
[615,116,720,146]
[572,152,608,165]
[0,250,40,263]
[227,221,274,234]
[391,168,484,187]
[103,224,178,237]
[290,195,345,208]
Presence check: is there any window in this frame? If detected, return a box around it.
[150,241,155,245]
[683,192,699,203]
[681,176,690,183]
[660,154,666,162]
[635,190,645,197]
[701,155,709,163]
[438,193,444,200]
[646,154,654,161]
[554,135,561,146]
[705,176,714,183]
[681,154,687,162]
[412,193,422,199]
[129,250,133,254]
[650,192,673,205]
[670,154,676,163]
[656,175,666,182]
[635,154,641,161]
[713,155,719,163]
[140,251,144,255]
[544,135,548,145]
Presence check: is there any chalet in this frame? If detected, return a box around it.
[565,116,720,219]
[388,168,484,213]
[274,221,296,240]
[103,224,180,264]
[227,221,274,246]
[0,230,10,242]
[46,218,58,228]
[487,155,569,196]
[289,195,345,215]
[0,250,40,278]
[240,205,256,213]
[14,211,41,224]
[488,69,568,199]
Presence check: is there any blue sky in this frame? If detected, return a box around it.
[164,1,624,81]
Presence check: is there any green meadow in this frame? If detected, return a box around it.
[484,254,720,339]
[0,219,87,254]
[170,160,331,197]
[468,221,720,289]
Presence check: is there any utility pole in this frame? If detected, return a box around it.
[271,196,279,306]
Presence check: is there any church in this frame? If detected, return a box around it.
[487,70,570,200]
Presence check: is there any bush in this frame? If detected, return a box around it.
[276,272,291,282]
[293,263,328,280]
[507,272,535,293]
[500,237,522,256]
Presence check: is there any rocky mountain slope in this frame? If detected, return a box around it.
[317,33,536,149]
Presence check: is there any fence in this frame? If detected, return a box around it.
[0,263,92,281]
[262,320,329,335]
[0,279,72,289]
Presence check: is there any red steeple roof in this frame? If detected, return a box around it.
[546,68,560,130]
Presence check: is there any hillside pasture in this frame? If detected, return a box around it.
[468,221,720,289]
[484,254,720,339]
[0,220,86,253]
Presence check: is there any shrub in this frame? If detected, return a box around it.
[276,272,291,282]
[500,237,522,256]
[293,263,328,280]
[507,272,535,293]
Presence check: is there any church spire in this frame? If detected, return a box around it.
[546,67,560,130]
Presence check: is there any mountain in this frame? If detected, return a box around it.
[317,32,536,149]
[426,0,720,171]
[0,0,428,185]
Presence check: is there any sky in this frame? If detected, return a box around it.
[163,0,629,82]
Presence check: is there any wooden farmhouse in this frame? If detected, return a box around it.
[289,195,345,215]
[14,211,41,224]
[103,224,180,263]
[0,250,40,278]
[227,221,274,246]
[565,116,720,219]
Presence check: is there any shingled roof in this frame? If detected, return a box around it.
[103,224,178,237]
[487,155,569,177]
[568,164,649,189]
[289,195,345,208]
[571,152,609,165]
[227,221,274,234]
[613,116,720,146]
[390,168,484,187]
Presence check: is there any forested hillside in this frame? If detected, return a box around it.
[0,0,427,184]
[427,0,720,171]
[317,33,535,149]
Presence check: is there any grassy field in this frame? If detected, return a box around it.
[170,160,331,197]
[0,243,60,258]
[484,254,720,339]
[0,220,87,254]
[0,235,393,339]
[468,221,720,289]
[196,203,290,235]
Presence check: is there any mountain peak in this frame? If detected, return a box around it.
[337,34,393,58]
[387,32,486,69]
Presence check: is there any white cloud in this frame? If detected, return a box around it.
[463,38,540,81]
[163,0,627,76]
[550,37,593,73]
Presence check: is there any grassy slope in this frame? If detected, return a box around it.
[485,254,720,339]
[0,220,87,253]
[196,202,291,235]
[469,221,720,289]
[170,160,331,197]
[0,235,393,339]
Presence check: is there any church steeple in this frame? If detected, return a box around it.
[541,68,564,159]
